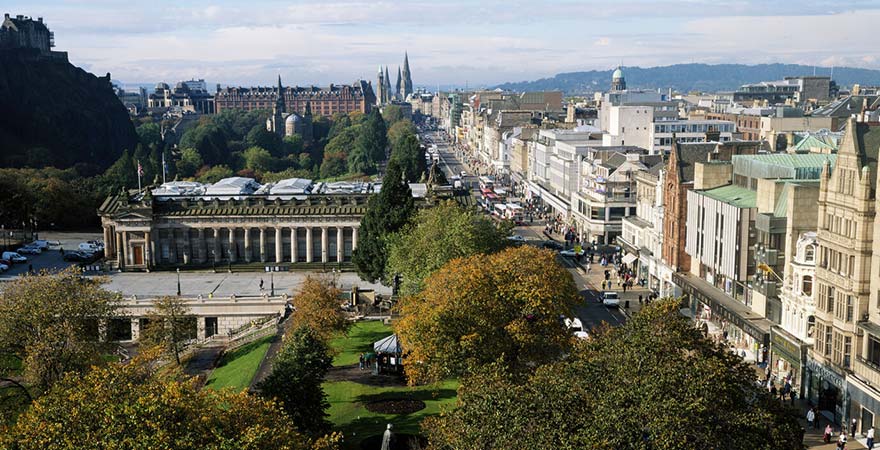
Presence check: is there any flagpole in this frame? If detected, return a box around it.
[137,160,142,191]
[162,152,167,184]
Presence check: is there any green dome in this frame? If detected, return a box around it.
[612,66,624,79]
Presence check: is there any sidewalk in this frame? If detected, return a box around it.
[576,258,651,317]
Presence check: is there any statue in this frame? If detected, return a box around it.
[380,423,394,450]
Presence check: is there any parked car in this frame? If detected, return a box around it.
[30,240,50,250]
[63,251,93,262]
[78,243,102,253]
[602,291,620,307]
[1,252,27,263]
[460,171,467,177]
[541,241,564,251]
[559,248,585,257]
[506,235,526,242]
[17,246,41,255]
[564,317,589,340]
[0,259,11,267]
[0,263,8,272]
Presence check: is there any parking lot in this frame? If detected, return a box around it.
[0,231,102,279]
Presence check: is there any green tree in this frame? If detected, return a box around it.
[386,201,509,295]
[346,144,374,175]
[102,148,137,190]
[136,122,163,149]
[282,134,304,157]
[176,148,204,178]
[179,122,229,165]
[423,300,803,450]
[326,113,352,140]
[324,125,360,156]
[0,268,119,399]
[319,152,347,179]
[386,120,417,150]
[246,124,282,156]
[357,108,388,163]
[257,326,333,436]
[298,153,314,171]
[395,246,580,384]
[138,296,196,366]
[381,104,405,126]
[243,146,276,173]
[352,160,414,283]
[389,132,425,182]
[2,349,341,450]
[197,165,234,184]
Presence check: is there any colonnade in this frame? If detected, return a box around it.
[107,225,359,268]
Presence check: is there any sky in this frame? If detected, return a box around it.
[8,0,880,88]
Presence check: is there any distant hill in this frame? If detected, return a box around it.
[494,63,880,95]
[0,48,138,172]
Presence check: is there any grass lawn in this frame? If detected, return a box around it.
[324,379,458,449]
[204,335,273,391]
[326,321,459,448]
[330,320,393,367]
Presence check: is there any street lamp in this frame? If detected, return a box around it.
[176,268,181,296]
[264,266,275,296]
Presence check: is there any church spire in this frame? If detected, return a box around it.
[384,66,392,103]
[395,66,402,100]
[275,75,285,113]
[402,52,413,99]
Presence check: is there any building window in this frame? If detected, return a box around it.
[805,245,815,262]
[801,276,813,296]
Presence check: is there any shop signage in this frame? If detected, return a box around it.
[771,327,804,371]
[806,358,845,390]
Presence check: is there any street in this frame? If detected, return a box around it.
[423,127,634,333]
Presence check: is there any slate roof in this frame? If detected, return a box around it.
[674,142,717,183]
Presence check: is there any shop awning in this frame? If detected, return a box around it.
[674,272,771,346]
[621,253,638,265]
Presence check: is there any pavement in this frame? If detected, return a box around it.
[0,231,100,279]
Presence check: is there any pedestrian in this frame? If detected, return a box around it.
[867,425,875,449]
[838,430,848,450]
[586,264,591,274]
[638,295,643,305]
[59,247,64,256]
[813,407,820,429]
[358,353,365,370]
[259,278,264,290]
[825,424,833,443]
[806,408,816,430]
[27,264,33,274]
[782,380,791,402]
[601,281,606,290]
[852,417,858,438]
[770,384,777,397]
[622,283,628,293]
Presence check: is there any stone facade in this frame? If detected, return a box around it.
[215,80,374,116]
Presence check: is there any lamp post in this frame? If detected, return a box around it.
[264,266,275,296]
[176,268,181,296]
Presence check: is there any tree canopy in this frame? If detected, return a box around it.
[357,108,388,164]
[289,275,350,341]
[395,246,580,384]
[389,131,425,183]
[257,326,334,436]
[352,160,414,283]
[423,300,803,450]
[0,268,119,397]
[138,296,196,366]
[386,201,510,296]
[2,349,341,450]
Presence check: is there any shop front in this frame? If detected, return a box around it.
[675,272,771,364]
[770,326,810,398]
[805,358,847,425]
[848,375,880,436]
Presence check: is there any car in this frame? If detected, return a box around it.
[602,291,620,307]
[1,252,27,263]
[17,246,41,255]
[0,259,11,267]
[541,241,564,251]
[506,235,526,242]
[63,251,92,262]
[29,240,50,250]
[559,248,585,257]
[564,317,589,339]
[460,171,467,177]
[0,263,8,272]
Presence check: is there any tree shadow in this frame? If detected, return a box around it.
[354,388,457,404]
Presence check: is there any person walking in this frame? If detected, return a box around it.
[813,407,820,429]
[806,408,816,430]
[867,425,875,449]
[824,424,833,443]
[852,417,858,438]
[838,430,848,450]
[358,353,365,370]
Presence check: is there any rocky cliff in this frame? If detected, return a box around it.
[0,48,138,172]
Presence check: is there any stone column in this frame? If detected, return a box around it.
[168,229,177,264]
[337,227,344,262]
[290,227,297,263]
[182,229,191,265]
[123,231,131,265]
[103,227,111,253]
[197,228,206,263]
[144,231,152,268]
[259,227,267,263]
[306,227,313,262]
[321,226,329,263]
[116,232,124,267]
[212,228,221,262]
[275,228,283,263]
[197,317,206,341]
[352,226,359,251]
[228,228,236,263]
[244,228,252,263]
[131,318,141,341]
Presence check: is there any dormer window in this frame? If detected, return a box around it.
[804,245,815,262]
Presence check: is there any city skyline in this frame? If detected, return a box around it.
[7,0,880,87]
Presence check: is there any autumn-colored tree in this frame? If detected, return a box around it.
[395,246,580,384]
[258,325,333,436]
[0,268,119,398]
[2,349,341,450]
[290,275,350,341]
[385,201,511,296]
[139,296,197,365]
[423,300,803,450]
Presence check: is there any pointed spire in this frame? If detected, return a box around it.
[304,100,312,117]
[277,75,283,93]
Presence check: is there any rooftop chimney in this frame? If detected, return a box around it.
[37,17,42,23]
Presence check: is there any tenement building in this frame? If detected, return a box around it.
[810,119,879,429]
[215,78,375,115]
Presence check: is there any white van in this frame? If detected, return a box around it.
[78,243,101,253]
[1,252,27,263]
